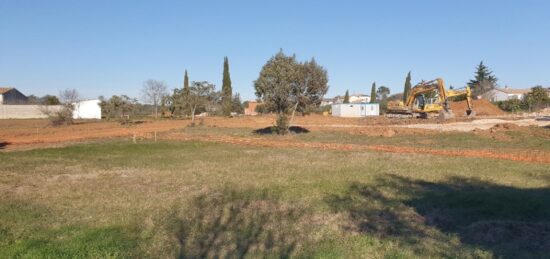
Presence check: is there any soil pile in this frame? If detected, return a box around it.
[450,99,505,116]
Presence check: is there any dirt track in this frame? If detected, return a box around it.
[399,118,550,132]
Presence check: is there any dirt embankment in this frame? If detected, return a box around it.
[450,99,505,116]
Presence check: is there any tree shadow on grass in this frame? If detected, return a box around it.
[326,175,550,258]
[174,189,312,258]
[253,126,310,135]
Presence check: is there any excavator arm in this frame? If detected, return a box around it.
[387,78,475,119]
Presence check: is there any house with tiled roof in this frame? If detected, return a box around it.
[480,86,531,102]
[0,87,29,104]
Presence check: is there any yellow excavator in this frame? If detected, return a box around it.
[387,78,474,119]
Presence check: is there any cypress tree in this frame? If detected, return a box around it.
[403,71,412,102]
[222,57,232,116]
[183,70,189,95]
[370,82,377,103]
[343,90,350,104]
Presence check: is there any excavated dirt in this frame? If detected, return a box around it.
[450,99,505,116]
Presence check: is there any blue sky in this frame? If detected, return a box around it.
[1,0,549,101]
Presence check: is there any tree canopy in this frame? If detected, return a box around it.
[254,50,329,134]
[377,86,390,101]
[468,61,498,96]
[254,51,328,115]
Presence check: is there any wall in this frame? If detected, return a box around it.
[0,105,63,119]
[244,101,258,115]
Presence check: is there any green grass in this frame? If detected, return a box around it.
[1,139,549,258]
[180,124,550,151]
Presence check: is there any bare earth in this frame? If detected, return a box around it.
[1,115,549,164]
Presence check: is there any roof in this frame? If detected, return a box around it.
[495,87,530,94]
[0,87,14,94]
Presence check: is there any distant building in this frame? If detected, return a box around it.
[0,87,28,104]
[480,87,530,102]
[244,100,259,115]
[322,93,371,106]
[332,103,379,117]
[73,99,102,119]
[348,93,371,103]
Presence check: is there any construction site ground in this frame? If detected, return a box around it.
[1,114,549,164]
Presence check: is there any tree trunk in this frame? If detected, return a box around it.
[288,101,299,131]
[191,105,196,123]
[154,104,158,119]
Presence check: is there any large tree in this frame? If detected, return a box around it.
[403,71,412,102]
[185,81,216,123]
[254,51,329,134]
[370,82,377,103]
[377,86,390,101]
[141,79,168,118]
[524,86,550,111]
[221,57,233,116]
[468,61,498,96]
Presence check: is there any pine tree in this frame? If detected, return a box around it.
[343,90,350,103]
[370,82,377,103]
[222,57,233,116]
[468,61,497,95]
[403,71,411,102]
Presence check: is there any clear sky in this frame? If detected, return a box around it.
[1,0,549,101]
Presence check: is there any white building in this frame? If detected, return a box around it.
[348,93,371,103]
[73,99,101,119]
[332,103,379,117]
[481,87,530,102]
[322,93,371,106]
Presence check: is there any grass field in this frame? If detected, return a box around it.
[1,129,549,258]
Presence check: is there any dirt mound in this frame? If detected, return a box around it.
[489,123,521,132]
[450,99,505,116]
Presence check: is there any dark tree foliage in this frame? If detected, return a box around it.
[377,86,390,101]
[403,71,412,102]
[468,61,498,96]
[343,90,350,104]
[370,82,377,103]
[222,57,233,116]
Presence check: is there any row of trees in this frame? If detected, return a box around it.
[100,57,243,123]
[496,86,550,112]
